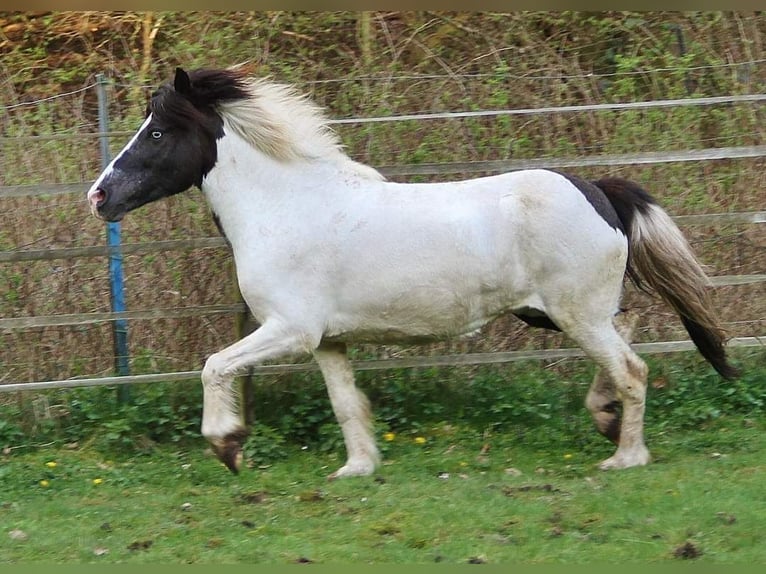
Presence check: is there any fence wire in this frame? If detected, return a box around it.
[1,68,765,389]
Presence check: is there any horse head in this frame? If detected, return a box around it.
[87,68,247,221]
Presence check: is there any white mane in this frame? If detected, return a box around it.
[216,78,384,181]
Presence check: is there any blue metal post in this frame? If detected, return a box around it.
[96,73,131,403]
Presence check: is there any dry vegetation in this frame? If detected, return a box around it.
[1,12,764,385]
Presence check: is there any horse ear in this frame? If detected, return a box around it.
[174,67,192,95]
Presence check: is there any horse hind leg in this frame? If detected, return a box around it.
[598,346,650,470]
[564,316,650,470]
[585,310,639,445]
[312,341,380,480]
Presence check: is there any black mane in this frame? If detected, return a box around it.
[148,68,251,130]
[182,68,252,108]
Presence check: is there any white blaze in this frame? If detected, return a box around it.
[86,113,155,205]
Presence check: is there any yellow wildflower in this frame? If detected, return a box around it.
[45,461,57,468]
[563,453,573,460]
[92,478,104,485]
[414,436,427,445]
[383,432,396,442]
[40,480,50,487]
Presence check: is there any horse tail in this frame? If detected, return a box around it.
[592,177,740,380]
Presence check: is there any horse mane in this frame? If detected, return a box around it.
[186,67,384,180]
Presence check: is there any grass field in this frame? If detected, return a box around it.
[2,415,764,564]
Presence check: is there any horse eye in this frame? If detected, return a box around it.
[151,130,163,139]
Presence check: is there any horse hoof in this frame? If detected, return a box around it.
[327,460,377,481]
[598,448,650,470]
[211,429,250,474]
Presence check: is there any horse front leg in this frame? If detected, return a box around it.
[201,320,317,473]
[312,341,380,480]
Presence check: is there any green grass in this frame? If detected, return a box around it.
[2,416,764,564]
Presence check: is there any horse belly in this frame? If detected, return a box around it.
[325,275,522,344]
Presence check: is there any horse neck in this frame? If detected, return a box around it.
[200,130,374,243]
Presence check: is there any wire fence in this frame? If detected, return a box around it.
[1,73,764,392]
[4,55,765,113]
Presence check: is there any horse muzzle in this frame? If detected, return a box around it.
[87,187,107,216]
[86,186,124,222]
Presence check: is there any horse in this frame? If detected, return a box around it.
[86,66,739,478]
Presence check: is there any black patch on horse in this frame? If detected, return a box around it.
[590,177,660,291]
[589,176,657,234]
[513,307,561,332]
[554,171,625,233]
[146,68,253,188]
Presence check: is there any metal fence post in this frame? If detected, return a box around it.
[96,73,131,404]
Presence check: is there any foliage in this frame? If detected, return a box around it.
[241,423,288,467]
[72,383,201,451]
[0,381,202,456]
[0,416,24,447]
[2,351,763,470]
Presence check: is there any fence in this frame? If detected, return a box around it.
[1,78,764,394]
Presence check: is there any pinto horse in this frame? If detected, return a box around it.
[87,67,738,478]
